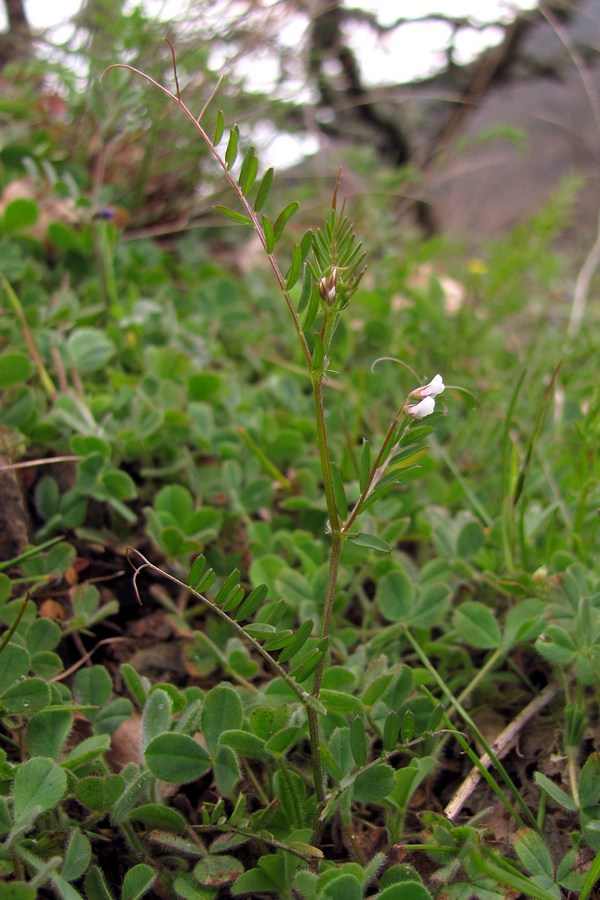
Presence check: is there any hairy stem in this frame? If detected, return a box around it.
[312,531,344,698]
[128,550,316,710]
[311,374,340,534]
[306,372,346,818]
[306,704,325,806]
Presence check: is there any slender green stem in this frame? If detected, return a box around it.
[128,550,312,708]
[567,746,580,807]
[0,271,56,397]
[394,844,454,853]
[304,392,345,810]
[312,531,344,698]
[307,367,347,816]
[308,525,341,832]
[343,409,409,534]
[320,305,338,357]
[311,374,340,533]
[580,849,600,900]
[0,536,64,572]
[455,646,504,709]
[120,820,147,858]
[13,845,61,883]
[307,706,325,809]
[193,630,261,694]
[536,789,546,830]
[236,425,293,491]
[431,645,506,763]
[406,628,539,831]
[429,435,493,527]
[470,849,561,900]
[242,758,270,806]
[501,495,516,572]
[193,823,322,861]
[132,550,329,815]
[93,220,119,312]
[438,708,529,829]
[0,594,29,654]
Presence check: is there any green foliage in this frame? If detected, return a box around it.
[0,24,598,900]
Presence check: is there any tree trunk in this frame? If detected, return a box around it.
[0,0,33,67]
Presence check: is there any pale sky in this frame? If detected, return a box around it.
[21,0,537,26]
[344,0,538,83]
[6,1,540,88]
[18,0,538,61]
[5,0,538,166]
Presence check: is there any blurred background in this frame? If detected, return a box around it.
[1,0,598,250]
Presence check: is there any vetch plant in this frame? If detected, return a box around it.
[1,20,599,898]
[0,44,568,900]
[101,44,450,854]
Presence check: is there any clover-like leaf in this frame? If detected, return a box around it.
[145,733,211,784]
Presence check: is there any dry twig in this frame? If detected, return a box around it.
[445,681,562,821]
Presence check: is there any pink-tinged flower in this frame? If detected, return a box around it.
[405,396,436,419]
[318,269,338,305]
[410,373,445,400]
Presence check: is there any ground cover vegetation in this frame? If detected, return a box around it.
[1,9,600,900]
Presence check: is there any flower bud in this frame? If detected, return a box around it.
[318,269,338,305]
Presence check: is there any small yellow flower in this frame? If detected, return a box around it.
[467,258,487,275]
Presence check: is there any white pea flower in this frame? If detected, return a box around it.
[405,374,445,419]
[410,373,445,400]
[405,395,436,419]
